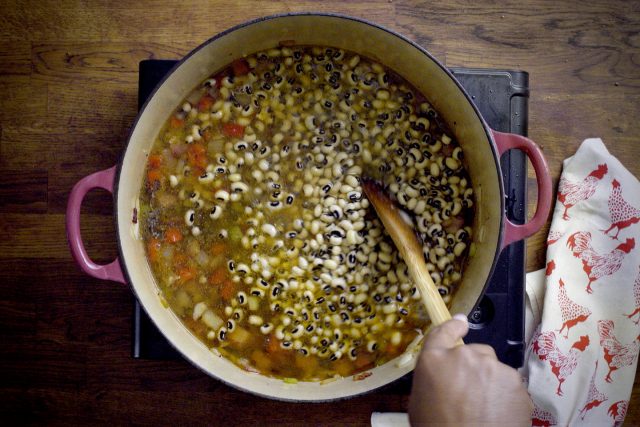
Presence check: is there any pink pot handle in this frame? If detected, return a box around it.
[492,130,552,249]
[66,165,126,283]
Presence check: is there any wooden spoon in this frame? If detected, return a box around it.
[361,177,463,344]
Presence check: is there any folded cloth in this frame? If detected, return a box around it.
[524,138,640,426]
[370,412,410,427]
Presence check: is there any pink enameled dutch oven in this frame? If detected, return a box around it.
[66,13,552,401]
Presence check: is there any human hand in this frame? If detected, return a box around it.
[408,315,533,426]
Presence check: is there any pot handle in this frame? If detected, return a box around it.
[66,165,126,283]
[492,130,552,249]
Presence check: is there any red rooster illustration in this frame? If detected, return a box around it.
[598,320,640,383]
[578,360,607,419]
[556,278,591,338]
[545,260,556,276]
[567,231,635,293]
[532,330,590,396]
[608,400,628,427]
[531,404,557,426]
[625,266,640,324]
[557,163,608,220]
[547,229,565,246]
[602,179,640,239]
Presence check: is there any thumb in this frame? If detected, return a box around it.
[422,314,469,350]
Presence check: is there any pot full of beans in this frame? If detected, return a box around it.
[66,13,552,401]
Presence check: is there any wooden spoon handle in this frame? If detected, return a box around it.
[404,249,464,347]
[404,248,452,325]
[361,177,464,346]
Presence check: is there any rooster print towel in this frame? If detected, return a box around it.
[525,138,640,426]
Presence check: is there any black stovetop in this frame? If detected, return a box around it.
[133,60,529,369]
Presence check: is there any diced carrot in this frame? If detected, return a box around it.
[173,253,188,268]
[201,128,212,142]
[265,334,282,354]
[170,116,184,129]
[165,227,183,244]
[148,154,163,169]
[187,143,207,170]
[211,242,226,257]
[354,353,376,370]
[147,238,161,262]
[219,279,236,301]
[209,266,227,285]
[294,352,319,374]
[147,169,162,186]
[222,123,245,138]
[332,358,353,377]
[252,349,273,372]
[197,94,215,112]
[385,343,402,359]
[177,266,196,284]
[232,58,250,76]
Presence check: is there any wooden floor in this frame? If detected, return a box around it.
[1,0,639,424]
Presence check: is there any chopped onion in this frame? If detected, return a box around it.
[247,296,260,311]
[171,143,187,158]
[202,309,223,330]
[196,250,209,266]
[162,148,177,168]
[193,302,208,321]
[161,245,174,260]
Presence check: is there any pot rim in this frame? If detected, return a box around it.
[113,12,506,401]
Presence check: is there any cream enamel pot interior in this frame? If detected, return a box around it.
[66,13,552,401]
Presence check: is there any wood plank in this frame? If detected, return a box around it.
[0,81,48,130]
[0,213,117,260]
[0,130,124,168]
[0,341,87,390]
[0,130,126,215]
[0,168,48,213]
[1,1,395,43]
[31,42,189,85]
[0,41,31,83]
[45,81,138,134]
[396,0,640,93]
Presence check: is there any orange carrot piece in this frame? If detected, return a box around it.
[252,349,273,372]
[332,358,353,377]
[173,253,188,268]
[165,227,183,244]
[209,266,227,285]
[354,353,376,370]
[170,116,184,129]
[148,154,163,169]
[219,279,236,301]
[147,238,161,262]
[201,127,212,142]
[222,123,245,138]
[197,94,215,112]
[211,242,226,257]
[177,266,196,284]
[187,143,207,170]
[147,169,162,186]
[265,334,282,354]
[294,352,319,374]
[232,59,250,76]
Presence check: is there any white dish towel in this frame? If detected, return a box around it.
[524,138,640,426]
[372,138,640,426]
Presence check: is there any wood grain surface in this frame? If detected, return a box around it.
[1,0,639,425]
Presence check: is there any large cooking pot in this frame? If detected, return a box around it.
[66,13,552,401]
